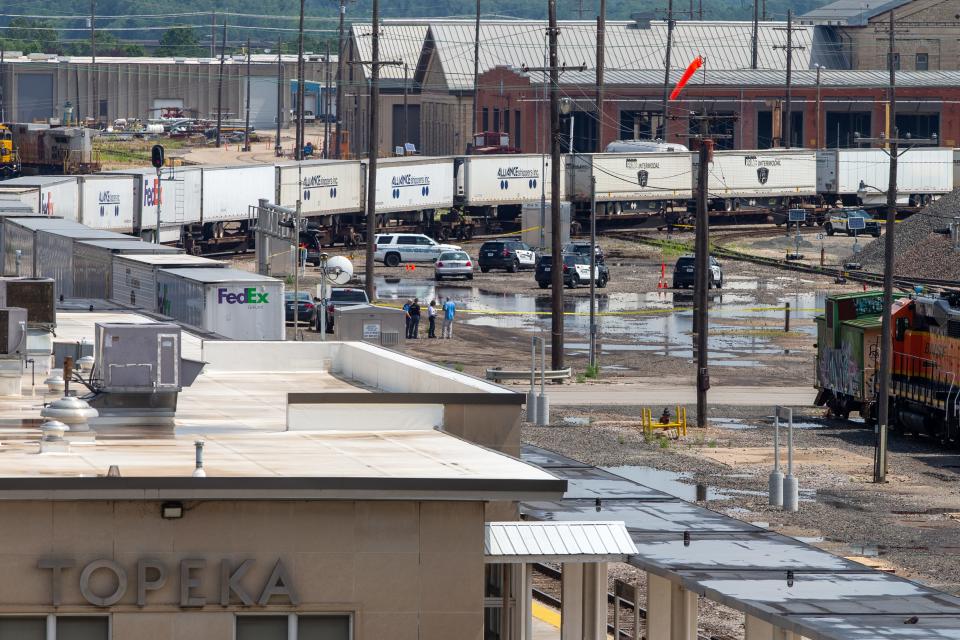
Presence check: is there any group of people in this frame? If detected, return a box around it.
[402,297,457,339]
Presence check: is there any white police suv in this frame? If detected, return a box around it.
[374,233,462,267]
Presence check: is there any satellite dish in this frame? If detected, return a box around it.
[325,255,354,285]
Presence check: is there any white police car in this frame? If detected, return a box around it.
[374,234,462,267]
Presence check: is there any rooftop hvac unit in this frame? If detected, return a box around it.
[0,308,28,356]
[0,278,55,328]
[83,322,205,425]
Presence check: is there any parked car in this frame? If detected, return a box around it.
[563,241,604,264]
[478,239,537,273]
[672,255,723,289]
[323,287,370,333]
[285,291,317,325]
[824,208,881,237]
[435,250,475,281]
[374,233,461,267]
[535,254,609,289]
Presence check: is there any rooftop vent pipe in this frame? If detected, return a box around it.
[192,440,206,478]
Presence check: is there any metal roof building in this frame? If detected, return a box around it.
[801,0,914,25]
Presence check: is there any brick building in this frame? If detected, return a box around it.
[475,66,960,152]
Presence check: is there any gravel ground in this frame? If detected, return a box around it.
[523,406,960,639]
[858,191,960,280]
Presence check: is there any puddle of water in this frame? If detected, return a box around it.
[562,416,591,426]
[794,535,826,544]
[725,506,754,515]
[710,418,759,430]
[604,466,726,501]
[751,521,771,529]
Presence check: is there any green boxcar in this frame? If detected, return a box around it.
[815,292,884,419]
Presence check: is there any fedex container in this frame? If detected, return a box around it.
[570,152,694,203]
[818,148,953,205]
[455,154,565,206]
[2,217,81,277]
[695,150,817,202]
[112,253,225,310]
[276,159,364,216]
[201,165,275,223]
[35,227,135,299]
[0,176,80,219]
[73,238,180,300]
[156,267,284,340]
[112,167,203,243]
[78,174,137,233]
[372,157,455,213]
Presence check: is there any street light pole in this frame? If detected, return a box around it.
[589,175,597,371]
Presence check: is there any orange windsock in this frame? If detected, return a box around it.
[669,56,703,101]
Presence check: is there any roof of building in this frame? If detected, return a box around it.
[113,253,225,268]
[352,22,430,81]
[0,53,333,66]
[800,0,913,26]
[485,520,637,562]
[157,267,280,283]
[77,239,179,253]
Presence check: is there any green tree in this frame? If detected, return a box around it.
[2,17,61,54]
[157,27,204,57]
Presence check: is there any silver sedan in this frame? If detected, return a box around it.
[435,250,475,281]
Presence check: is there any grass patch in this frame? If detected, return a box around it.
[575,373,586,383]
[584,364,599,379]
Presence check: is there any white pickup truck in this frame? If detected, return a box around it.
[374,233,462,267]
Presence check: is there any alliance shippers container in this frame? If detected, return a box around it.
[35,227,136,299]
[817,148,953,205]
[73,239,180,300]
[0,176,80,219]
[78,175,137,233]
[695,150,818,202]
[115,167,203,243]
[455,154,565,206]
[372,157,455,213]
[111,254,225,310]
[156,268,284,340]
[276,159,364,216]
[570,152,694,205]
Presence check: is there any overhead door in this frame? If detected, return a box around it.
[16,73,54,123]
[248,76,278,130]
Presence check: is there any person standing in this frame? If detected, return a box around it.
[402,299,412,339]
[409,297,422,339]
[442,296,456,339]
[427,299,438,338]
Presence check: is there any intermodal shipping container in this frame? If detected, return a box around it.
[35,227,135,299]
[2,217,81,277]
[570,152,694,202]
[78,175,137,233]
[455,154,565,206]
[73,239,180,300]
[156,267,284,340]
[200,165,275,223]
[0,176,80,219]
[372,157,455,214]
[111,253,225,310]
[695,150,817,199]
[817,148,953,205]
[276,160,364,216]
[110,167,202,243]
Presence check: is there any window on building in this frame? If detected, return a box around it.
[895,113,939,144]
[825,111,872,148]
[504,109,510,133]
[916,52,929,70]
[493,108,501,131]
[514,111,522,148]
[0,617,45,640]
[56,617,109,640]
[888,52,900,71]
[687,112,736,150]
[618,110,664,141]
[482,108,489,131]
[237,615,351,640]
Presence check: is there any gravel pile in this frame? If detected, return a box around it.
[858,191,960,280]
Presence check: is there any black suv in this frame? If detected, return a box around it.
[672,255,723,289]
[535,254,610,289]
[478,240,536,273]
[562,241,604,264]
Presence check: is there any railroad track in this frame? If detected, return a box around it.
[607,230,960,292]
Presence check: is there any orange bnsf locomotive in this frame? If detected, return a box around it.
[815,291,960,441]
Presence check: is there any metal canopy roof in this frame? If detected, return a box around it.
[800,0,913,26]
[520,444,960,640]
[485,520,637,563]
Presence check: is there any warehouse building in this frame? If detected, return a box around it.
[0,54,333,128]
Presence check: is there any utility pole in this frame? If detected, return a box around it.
[773,11,805,148]
[296,0,306,160]
[762,0,767,21]
[273,38,283,158]
[334,0,347,159]
[662,0,674,139]
[689,0,694,19]
[275,37,283,157]
[324,43,332,157]
[853,13,934,483]
[90,0,97,123]
[216,20,226,148]
[243,38,252,152]
[211,13,216,58]
[352,0,403,301]
[470,0,481,150]
[751,0,759,69]
[548,0,562,371]
[1,44,5,123]
[595,0,606,151]
[403,63,409,147]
